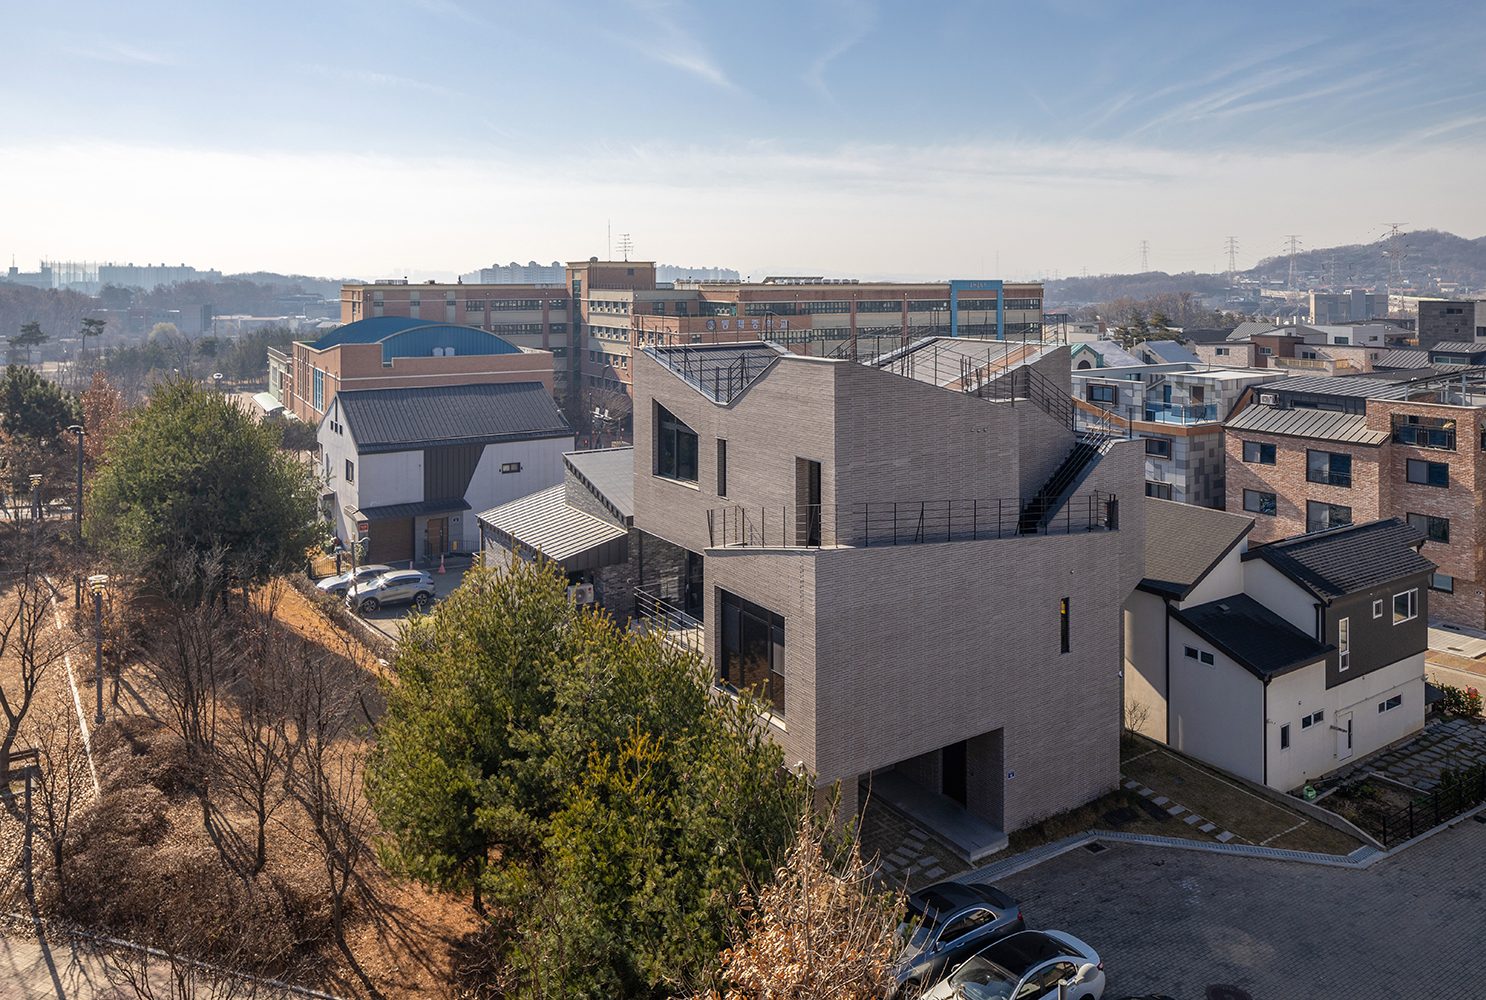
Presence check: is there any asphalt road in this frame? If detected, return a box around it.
[991,814,1486,1000]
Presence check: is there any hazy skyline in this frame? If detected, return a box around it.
[5,0,1484,282]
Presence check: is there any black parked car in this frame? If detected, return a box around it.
[893,880,1025,995]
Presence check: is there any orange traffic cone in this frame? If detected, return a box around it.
[437,553,446,574]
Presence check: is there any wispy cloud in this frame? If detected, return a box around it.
[65,41,170,66]
[614,0,736,89]
[803,0,877,104]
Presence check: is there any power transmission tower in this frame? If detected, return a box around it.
[1285,235,1303,301]
[1225,236,1239,285]
[1139,240,1150,272]
[1383,222,1409,314]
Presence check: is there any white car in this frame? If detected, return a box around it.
[346,569,437,613]
[316,564,393,597]
[922,929,1104,1000]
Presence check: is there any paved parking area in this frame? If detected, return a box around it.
[990,813,1486,999]
[1368,717,1486,791]
[354,560,471,643]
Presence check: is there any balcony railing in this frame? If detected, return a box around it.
[1144,402,1218,424]
[633,585,703,652]
[706,491,1118,549]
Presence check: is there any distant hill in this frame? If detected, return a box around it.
[1245,229,1486,290]
[224,272,362,300]
[1045,272,1230,306]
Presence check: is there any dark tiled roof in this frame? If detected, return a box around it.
[564,447,633,519]
[1224,404,1389,445]
[335,382,571,453]
[1245,517,1435,601]
[1140,498,1253,600]
[1171,593,1331,680]
[358,497,471,521]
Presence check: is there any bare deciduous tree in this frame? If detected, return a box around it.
[27,691,91,906]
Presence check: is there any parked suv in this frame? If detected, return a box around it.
[893,881,1025,995]
[316,564,393,598]
[346,570,437,613]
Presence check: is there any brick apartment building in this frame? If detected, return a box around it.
[1224,370,1486,626]
[268,317,555,425]
[605,340,1144,857]
[338,266,1044,436]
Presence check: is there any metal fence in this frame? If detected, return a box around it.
[633,585,704,651]
[1377,769,1486,847]
[706,491,1117,549]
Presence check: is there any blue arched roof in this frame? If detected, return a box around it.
[307,317,524,362]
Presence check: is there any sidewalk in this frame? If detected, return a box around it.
[0,929,120,999]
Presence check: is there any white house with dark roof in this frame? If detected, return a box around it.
[318,381,573,564]
[1127,502,1432,790]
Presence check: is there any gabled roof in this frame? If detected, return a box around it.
[564,447,633,521]
[1139,498,1253,600]
[1224,404,1389,445]
[1171,593,1332,680]
[334,382,571,453]
[1244,517,1435,602]
[1228,322,1280,341]
[1374,349,1430,370]
[1071,340,1141,368]
[1138,340,1200,365]
[477,485,627,572]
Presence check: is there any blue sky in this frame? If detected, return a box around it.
[4,0,1484,280]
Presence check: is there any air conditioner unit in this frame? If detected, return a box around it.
[1259,393,1277,406]
[568,583,595,605]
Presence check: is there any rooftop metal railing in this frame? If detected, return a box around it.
[706,491,1117,549]
[633,585,704,651]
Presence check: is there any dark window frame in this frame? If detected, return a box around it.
[1306,449,1353,487]
[655,402,699,483]
[1144,438,1171,457]
[720,589,786,715]
[1243,440,1276,465]
[1243,489,1277,515]
[1407,512,1450,543]
[1406,459,1449,488]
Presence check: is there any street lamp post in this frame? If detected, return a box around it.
[88,574,108,727]
[29,473,42,545]
[66,424,85,532]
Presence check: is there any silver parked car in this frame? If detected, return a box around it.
[316,564,393,598]
[346,570,437,613]
[894,881,1025,996]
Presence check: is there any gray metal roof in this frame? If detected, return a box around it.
[1072,341,1141,368]
[358,497,471,522]
[564,447,633,519]
[335,382,571,454]
[1227,322,1280,341]
[1140,498,1254,600]
[1268,375,1419,399]
[1374,349,1430,369]
[1171,594,1331,680]
[1138,340,1200,365]
[1429,342,1486,354]
[1244,517,1435,602]
[1224,404,1389,445]
[478,485,627,568]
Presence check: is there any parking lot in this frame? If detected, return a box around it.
[985,813,1486,999]
[338,558,473,643]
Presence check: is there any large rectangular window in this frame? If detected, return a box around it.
[1144,438,1170,458]
[1145,482,1171,499]
[312,368,324,412]
[1407,512,1450,543]
[1306,450,1353,487]
[1243,441,1276,464]
[1393,414,1456,450]
[1088,384,1115,403]
[655,403,698,482]
[1243,489,1277,515]
[720,591,785,715]
[1306,501,1352,533]
[1406,459,1450,487]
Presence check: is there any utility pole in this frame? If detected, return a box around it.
[1140,241,1150,272]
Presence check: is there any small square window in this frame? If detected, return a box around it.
[1184,646,1199,659]
[1199,650,1215,666]
[1373,599,1383,619]
[1243,489,1277,515]
[1243,441,1276,465]
[1393,588,1418,624]
[1089,384,1115,403]
[1430,573,1454,593]
[500,462,522,474]
[1379,694,1403,713]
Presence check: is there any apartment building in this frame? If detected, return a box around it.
[1416,300,1482,350]
[1072,362,1285,507]
[1310,290,1389,325]
[1126,503,1429,790]
[611,339,1143,858]
[340,267,1044,438]
[269,317,555,425]
[1224,370,1486,626]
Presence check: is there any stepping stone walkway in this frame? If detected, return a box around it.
[1367,718,1486,791]
[1119,773,1241,845]
[877,827,948,882]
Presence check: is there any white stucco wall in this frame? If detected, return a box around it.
[360,451,425,509]
[316,398,361,544]
[1168,618,1268,782]
[1265,653,1425,791]
[1180,542,1248,608]
[1122,589,1169,742]
[461,436,572,548]
[1242,559,1319,637]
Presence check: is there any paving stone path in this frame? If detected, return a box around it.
[1119,775,1241,844]
[1367,717,1486,790]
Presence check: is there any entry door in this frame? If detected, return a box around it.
[1337,711,1353,761]
[427,517,449,556]
[942,740,968,807]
